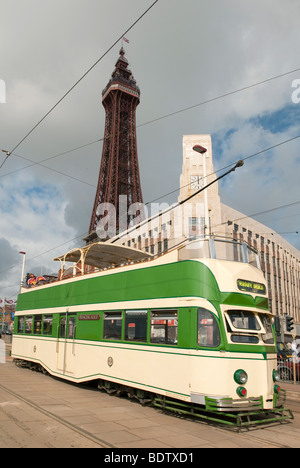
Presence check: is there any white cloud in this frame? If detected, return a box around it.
[0,0,300,298]
[0,172,76,298]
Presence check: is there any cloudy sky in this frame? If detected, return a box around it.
[1,0,300,300]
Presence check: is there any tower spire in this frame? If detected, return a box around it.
[86,48,144,243]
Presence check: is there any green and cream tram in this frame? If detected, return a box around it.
[12,237,293,427]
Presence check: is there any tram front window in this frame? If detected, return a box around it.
[179,237,261,269]
[225,310,275,345]
[227,310,261,331]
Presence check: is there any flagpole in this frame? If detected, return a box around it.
[19,252,26,292]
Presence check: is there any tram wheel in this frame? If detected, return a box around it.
[136,389,154,406]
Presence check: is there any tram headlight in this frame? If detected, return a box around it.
[273,370,280,382]
[234,369,248,385]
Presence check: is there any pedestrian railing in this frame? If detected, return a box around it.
[277,356,300,384]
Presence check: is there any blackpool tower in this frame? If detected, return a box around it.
[86,47,144,243]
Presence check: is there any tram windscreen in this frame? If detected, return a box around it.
[226,310,275,345]
[213,240,243,263]
[227,310,261,330]
[179,238,260,268]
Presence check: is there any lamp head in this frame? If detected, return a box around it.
[193,145,207,154]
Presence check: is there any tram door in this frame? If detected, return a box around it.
[57,313,76,374]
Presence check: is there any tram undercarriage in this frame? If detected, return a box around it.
[14,358,294,430]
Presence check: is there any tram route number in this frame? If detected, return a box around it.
[104,452,194,465]
[237,279,266,295]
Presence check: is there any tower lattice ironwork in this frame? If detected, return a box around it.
[87,47,144,242]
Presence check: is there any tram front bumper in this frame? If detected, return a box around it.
[191,390,286,412]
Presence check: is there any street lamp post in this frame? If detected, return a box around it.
[192,145,244,238]
[111,156,244,244]
[192,145,209,237]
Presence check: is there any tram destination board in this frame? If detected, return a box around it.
[78,314,100,321]
[237,279,266,295]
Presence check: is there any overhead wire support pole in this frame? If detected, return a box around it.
[111,159,245,243]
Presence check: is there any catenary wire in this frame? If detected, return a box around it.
[0,0,159,169]
[2,197,300,299]
[1,63,300,178]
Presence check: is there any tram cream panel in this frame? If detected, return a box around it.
[12,336,59,372]
[189,350,276,405]
[200,259,267,296]
[68,341,192,398]
[12,336,277,406]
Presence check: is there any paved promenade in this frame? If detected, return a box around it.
[1,340,300,449]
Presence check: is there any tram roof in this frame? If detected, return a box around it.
[53,242,154,269]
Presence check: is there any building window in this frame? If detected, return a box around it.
[158,241,162,254]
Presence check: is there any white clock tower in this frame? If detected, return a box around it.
[178,135,222,237]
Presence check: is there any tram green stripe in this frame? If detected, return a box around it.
[16,261,267,312]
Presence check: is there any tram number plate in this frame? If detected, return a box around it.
[237,279,266,295]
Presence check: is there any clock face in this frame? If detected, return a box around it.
[190,175,203,190]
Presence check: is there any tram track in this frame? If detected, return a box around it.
[0,360,298,448]
[0,382,115,448]
[0,381,291,449]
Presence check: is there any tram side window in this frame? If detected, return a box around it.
[150,310,178,345]
[197,308,220,348]
[125,310,147,342]
[68,317,76,339]
[18,317,24,334]
[60,316,66,338]
[33,315,42,335]
[259,313,275,344]
[43,315,53,336]
[103,312,122,340]
[25,316,33,334]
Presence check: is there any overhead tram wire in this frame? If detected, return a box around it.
[0,0,159,172]
[1,61,300,181]
[3,185,300,290]
[145,133,300,205]
[1,125,300,195]
[1,62,300,177]
[0,150,11,169]
[0,139,102,181]
[210,200,300,232]
[137,66,300,129]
